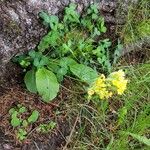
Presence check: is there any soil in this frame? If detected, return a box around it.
[0,1,149,149]
[0,80,74,150]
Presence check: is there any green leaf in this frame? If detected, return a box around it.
[39,56,49,67]
[97,18,107,33]
[91,4,98,14]
[33,57,40,67]
[11,111,21,127]
[101,39,111,48]
[38,31,59,52]
[101,26,107,33]
[39,12,59,30]
[48,121,57,129]
[124,132,150,146]
[39,11,51,27]
[36,67,59,102]
[62,43,71,54]
[37,121,56,133]
[49,15,59,30]
[92,27,100,37]
[28,50,36,59]
[87,4,98,14]
[113,40,123,65]
[19,106,27,113]
[64,3,80,23]
[28,110,39,124]
[57,67,67,82]
[11,118,21,127]
[24,69,37,93]
[9,108,15,115]
[118,107,127,125]
[20,60,31,68]
[17,128,27,141]
[92,13,98,20]
[22,120,28,127]
[70,64,98,84]
[81,18,93,31]
[58,23,64,30]
[47,60,60,73]
[11,111,18,118]
[56,57,77,82]
[59,57,77,69]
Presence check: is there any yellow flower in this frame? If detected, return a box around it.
[116,79,128,95]
[95,75,105,85]
[110,70,125,80]
[88,74,112,100]
[87,70,128,100]
[88,89,95,96]
[109,70,128,95]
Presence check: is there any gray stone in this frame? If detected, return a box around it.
[0,0,125,84]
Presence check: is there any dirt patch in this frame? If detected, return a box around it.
[0,83,74,150]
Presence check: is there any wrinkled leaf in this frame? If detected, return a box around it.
[36,67,59,102]
[59,57,77,69]
[70,64,98,84]
[24,69,37,93]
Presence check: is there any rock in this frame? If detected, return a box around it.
[3,144,13,150]
[0,0,120,84]
[121,36,150,56]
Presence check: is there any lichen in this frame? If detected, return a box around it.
[4,20,21,35]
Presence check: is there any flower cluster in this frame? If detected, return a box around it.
[88,70,128,100]
[108,70,128,95]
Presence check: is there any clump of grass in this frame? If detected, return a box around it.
[117,0,150,44]
[61,62,150,150]
[110,62,150,149]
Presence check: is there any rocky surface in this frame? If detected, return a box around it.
[0,0,139,84]
[0,0,119,84]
